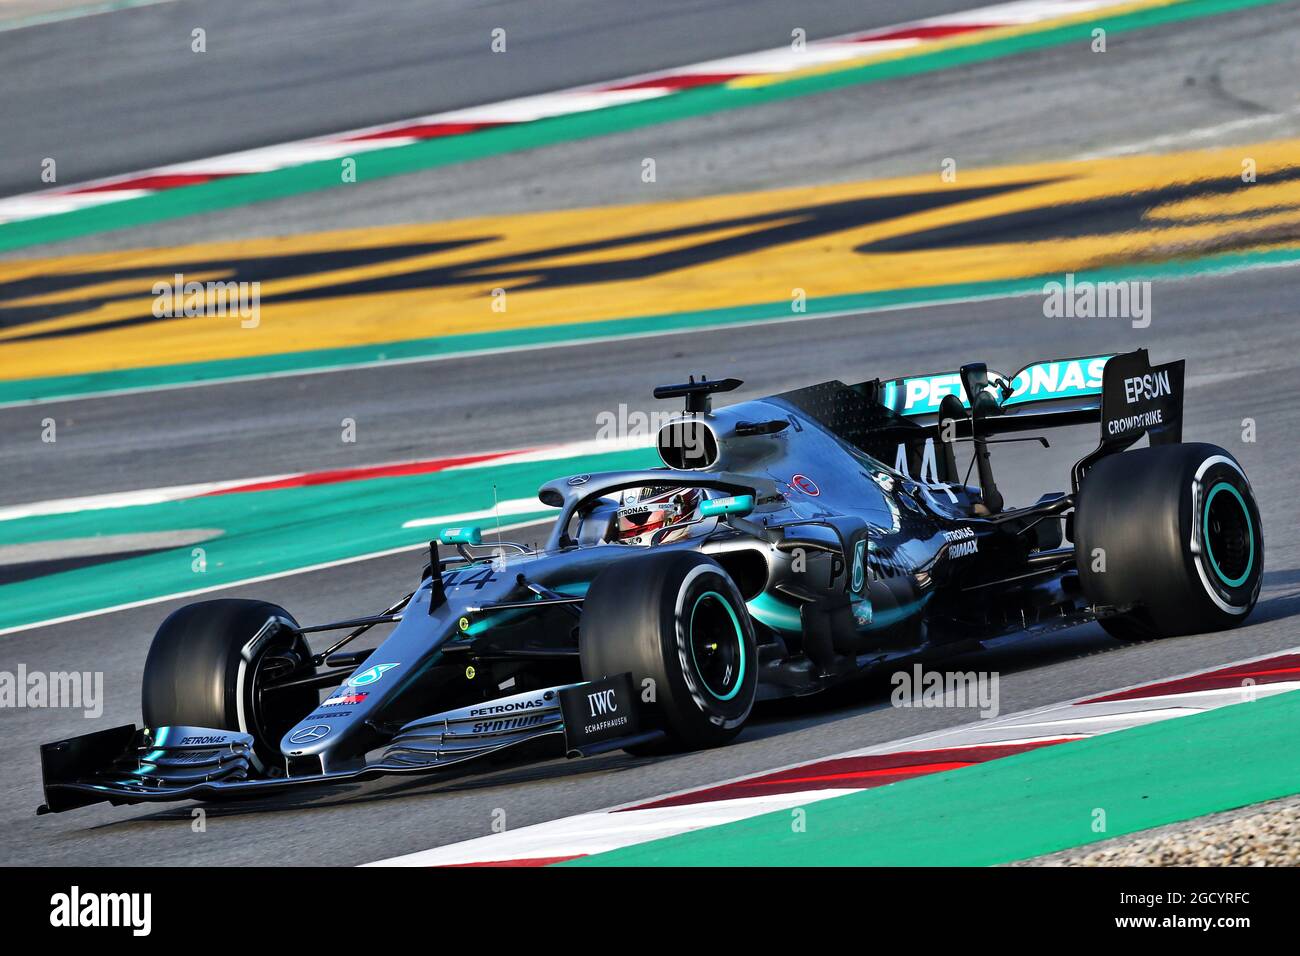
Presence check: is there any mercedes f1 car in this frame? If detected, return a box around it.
[38,348,1263,813]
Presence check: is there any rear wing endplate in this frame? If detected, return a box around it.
[1072,348,1185,488]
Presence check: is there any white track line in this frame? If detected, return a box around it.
[0,290,1047,411]
[1076,109,1300,159]
[12,244,1297,413]
[0,475,297,522]
[0,0,1129,225]
[0,436,651,523]
[0,436,660,636]
[366,647,1300,866]
[0,0,175,34]
[0,518,553,639]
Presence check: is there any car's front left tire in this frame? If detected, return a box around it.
[580,551,757,751]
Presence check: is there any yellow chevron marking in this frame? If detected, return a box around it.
[1,139,1297,381]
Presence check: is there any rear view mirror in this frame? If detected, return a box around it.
[701,494,755,518]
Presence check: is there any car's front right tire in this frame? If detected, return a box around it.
[141,599,318,770]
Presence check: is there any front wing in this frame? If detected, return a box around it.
[37,673,657,813]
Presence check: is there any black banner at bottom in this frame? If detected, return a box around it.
[3,866,1292,941]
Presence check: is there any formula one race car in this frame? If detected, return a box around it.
[38,348,1263,813]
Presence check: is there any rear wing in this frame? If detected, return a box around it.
[854,350,1184,485]
[875,354,1112,425]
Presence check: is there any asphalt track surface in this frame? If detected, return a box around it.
[2,3,1300,865]
[4,262,1299,865]
[11,0,1300,259]
[0,0,976,197]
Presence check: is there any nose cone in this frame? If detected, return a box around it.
[277,584,460,771]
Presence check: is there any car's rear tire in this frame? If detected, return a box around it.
[580,551,757,752]
[141,599,318,770]
[1075,442,1262,640]
[1095,615,1158,643]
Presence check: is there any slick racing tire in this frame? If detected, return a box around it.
[142,599,318,770]
[1075,443,1262,640]
[580,551,758,752]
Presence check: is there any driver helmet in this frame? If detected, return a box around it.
[614,486,704,545]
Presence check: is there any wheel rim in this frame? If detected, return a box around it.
[249,643,313,755]
[1203,481,1254,588]
[688,591,746,701]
